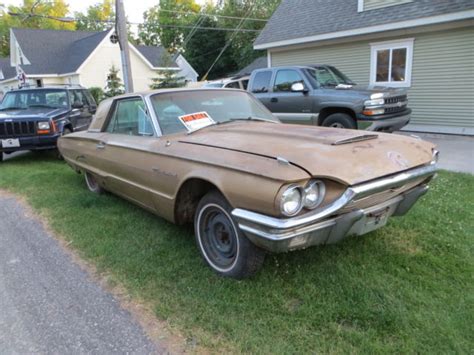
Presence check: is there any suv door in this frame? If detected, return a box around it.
[69,89,92,131]
[268,69,315,125]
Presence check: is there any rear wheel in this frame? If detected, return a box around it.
[85,171,103,194]
[322,113,356,129]
[194,191,265,279]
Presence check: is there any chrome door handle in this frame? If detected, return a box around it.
[96,142,106,149]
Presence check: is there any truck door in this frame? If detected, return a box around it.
[267,69,315,125]
[248,70,273,110]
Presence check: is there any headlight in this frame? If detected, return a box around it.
[303,180,326,209]
[280,185,303,216]
[364,98,385,106]
[38,121,50,130]
[370,93,384,100]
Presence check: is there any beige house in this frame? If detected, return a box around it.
[0,28,198,94]
[254,0,474,135]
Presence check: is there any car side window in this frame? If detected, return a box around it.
[224,81,240,89]
[106,98,154,136]
[241,80,249,90]
[250,71,272,93]
[273,70,305,92]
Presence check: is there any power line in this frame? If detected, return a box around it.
[156,8,268,22]
[7,11,262,32]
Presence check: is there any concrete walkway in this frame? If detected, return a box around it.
[398,132,474,174]
[0,194,162,354]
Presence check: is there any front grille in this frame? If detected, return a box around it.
[385,95,407,104]
[384,95,408,114]
[0,121,37,138]
[338,177,427,213]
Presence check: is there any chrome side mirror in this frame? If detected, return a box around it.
[291,82,306,92]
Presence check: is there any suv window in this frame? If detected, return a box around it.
[106,98,154,136]
[250,71,272,93]
[0,89,68,109]
[274,70,305,92]
[70,90,89,107]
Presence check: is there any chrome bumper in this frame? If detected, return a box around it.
[231,163,437,253]
[359,113,410,132]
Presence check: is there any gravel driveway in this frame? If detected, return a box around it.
[0,193,162,354]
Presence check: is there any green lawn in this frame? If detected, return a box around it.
[1,152,473,353]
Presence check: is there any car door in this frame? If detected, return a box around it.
[96,96,158,211]
[249,70,273,109]
[267,69,315,125]
[69,89,92,131]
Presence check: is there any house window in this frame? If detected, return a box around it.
[370,38,414,87]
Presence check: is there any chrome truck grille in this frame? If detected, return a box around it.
[384,95,408,114]
[0,121,36,138]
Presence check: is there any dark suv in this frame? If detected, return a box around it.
[0,86,96,162]
[248,65,411,132]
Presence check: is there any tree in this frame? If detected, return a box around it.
[75,0,114,32]
[184,16,229,80]
[104,65,124,97]
[149,52,185,89]
[138,0,200,53]
[0,0,75,57]
[88,86,105,103]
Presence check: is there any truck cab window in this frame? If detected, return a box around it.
[251,71,272,93]
[274,70,305,92]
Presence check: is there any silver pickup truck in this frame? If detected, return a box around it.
[248,65,411,132]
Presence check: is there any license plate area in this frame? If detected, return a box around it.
[354,207,391,236]
[1,138,20,148]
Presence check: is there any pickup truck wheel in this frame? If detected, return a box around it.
[85,171,103,194]
[322,113,356,129]
[194,191,265,279]
[57,127,72,160]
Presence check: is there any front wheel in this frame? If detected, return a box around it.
[322,113,356,129]
[194,191,265,279]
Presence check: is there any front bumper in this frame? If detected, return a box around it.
[232,163,437,253]
[357,109,411,132]
[0,133,60,153]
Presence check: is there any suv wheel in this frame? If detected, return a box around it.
[194,191,265,279]
[322,113,356,129]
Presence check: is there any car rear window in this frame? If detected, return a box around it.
[250,71,272,93]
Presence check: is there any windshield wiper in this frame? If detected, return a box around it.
[0,106,26,111]
[229,116,276,123]
[29,104,57,109]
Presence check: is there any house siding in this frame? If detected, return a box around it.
[270,26,474,135]
[362,0,413,12]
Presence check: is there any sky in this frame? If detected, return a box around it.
[2,0,211,25]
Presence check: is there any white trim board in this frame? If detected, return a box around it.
[254,10,474,50]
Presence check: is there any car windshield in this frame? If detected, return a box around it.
[150,90,278,135]
[0,89,69,110]
[305,66,355,88]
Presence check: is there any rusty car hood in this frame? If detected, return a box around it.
[178,122,435,185]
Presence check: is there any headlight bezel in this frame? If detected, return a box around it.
[280,184,304,217]
[279,179,328,217]
[303,179,326,210]
[37,121,51,130]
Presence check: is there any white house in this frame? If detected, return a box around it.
[0,28,198,93]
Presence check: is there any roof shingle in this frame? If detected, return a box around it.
[255,0,474,47]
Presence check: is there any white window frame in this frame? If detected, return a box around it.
[370,38,414,88]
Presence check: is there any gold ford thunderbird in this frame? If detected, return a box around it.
[58,89,438,279]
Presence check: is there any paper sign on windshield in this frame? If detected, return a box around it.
[179,112,215,132]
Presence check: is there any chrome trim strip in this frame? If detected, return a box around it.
[232,163,437,230]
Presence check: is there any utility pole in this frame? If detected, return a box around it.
[115,0,134,93]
